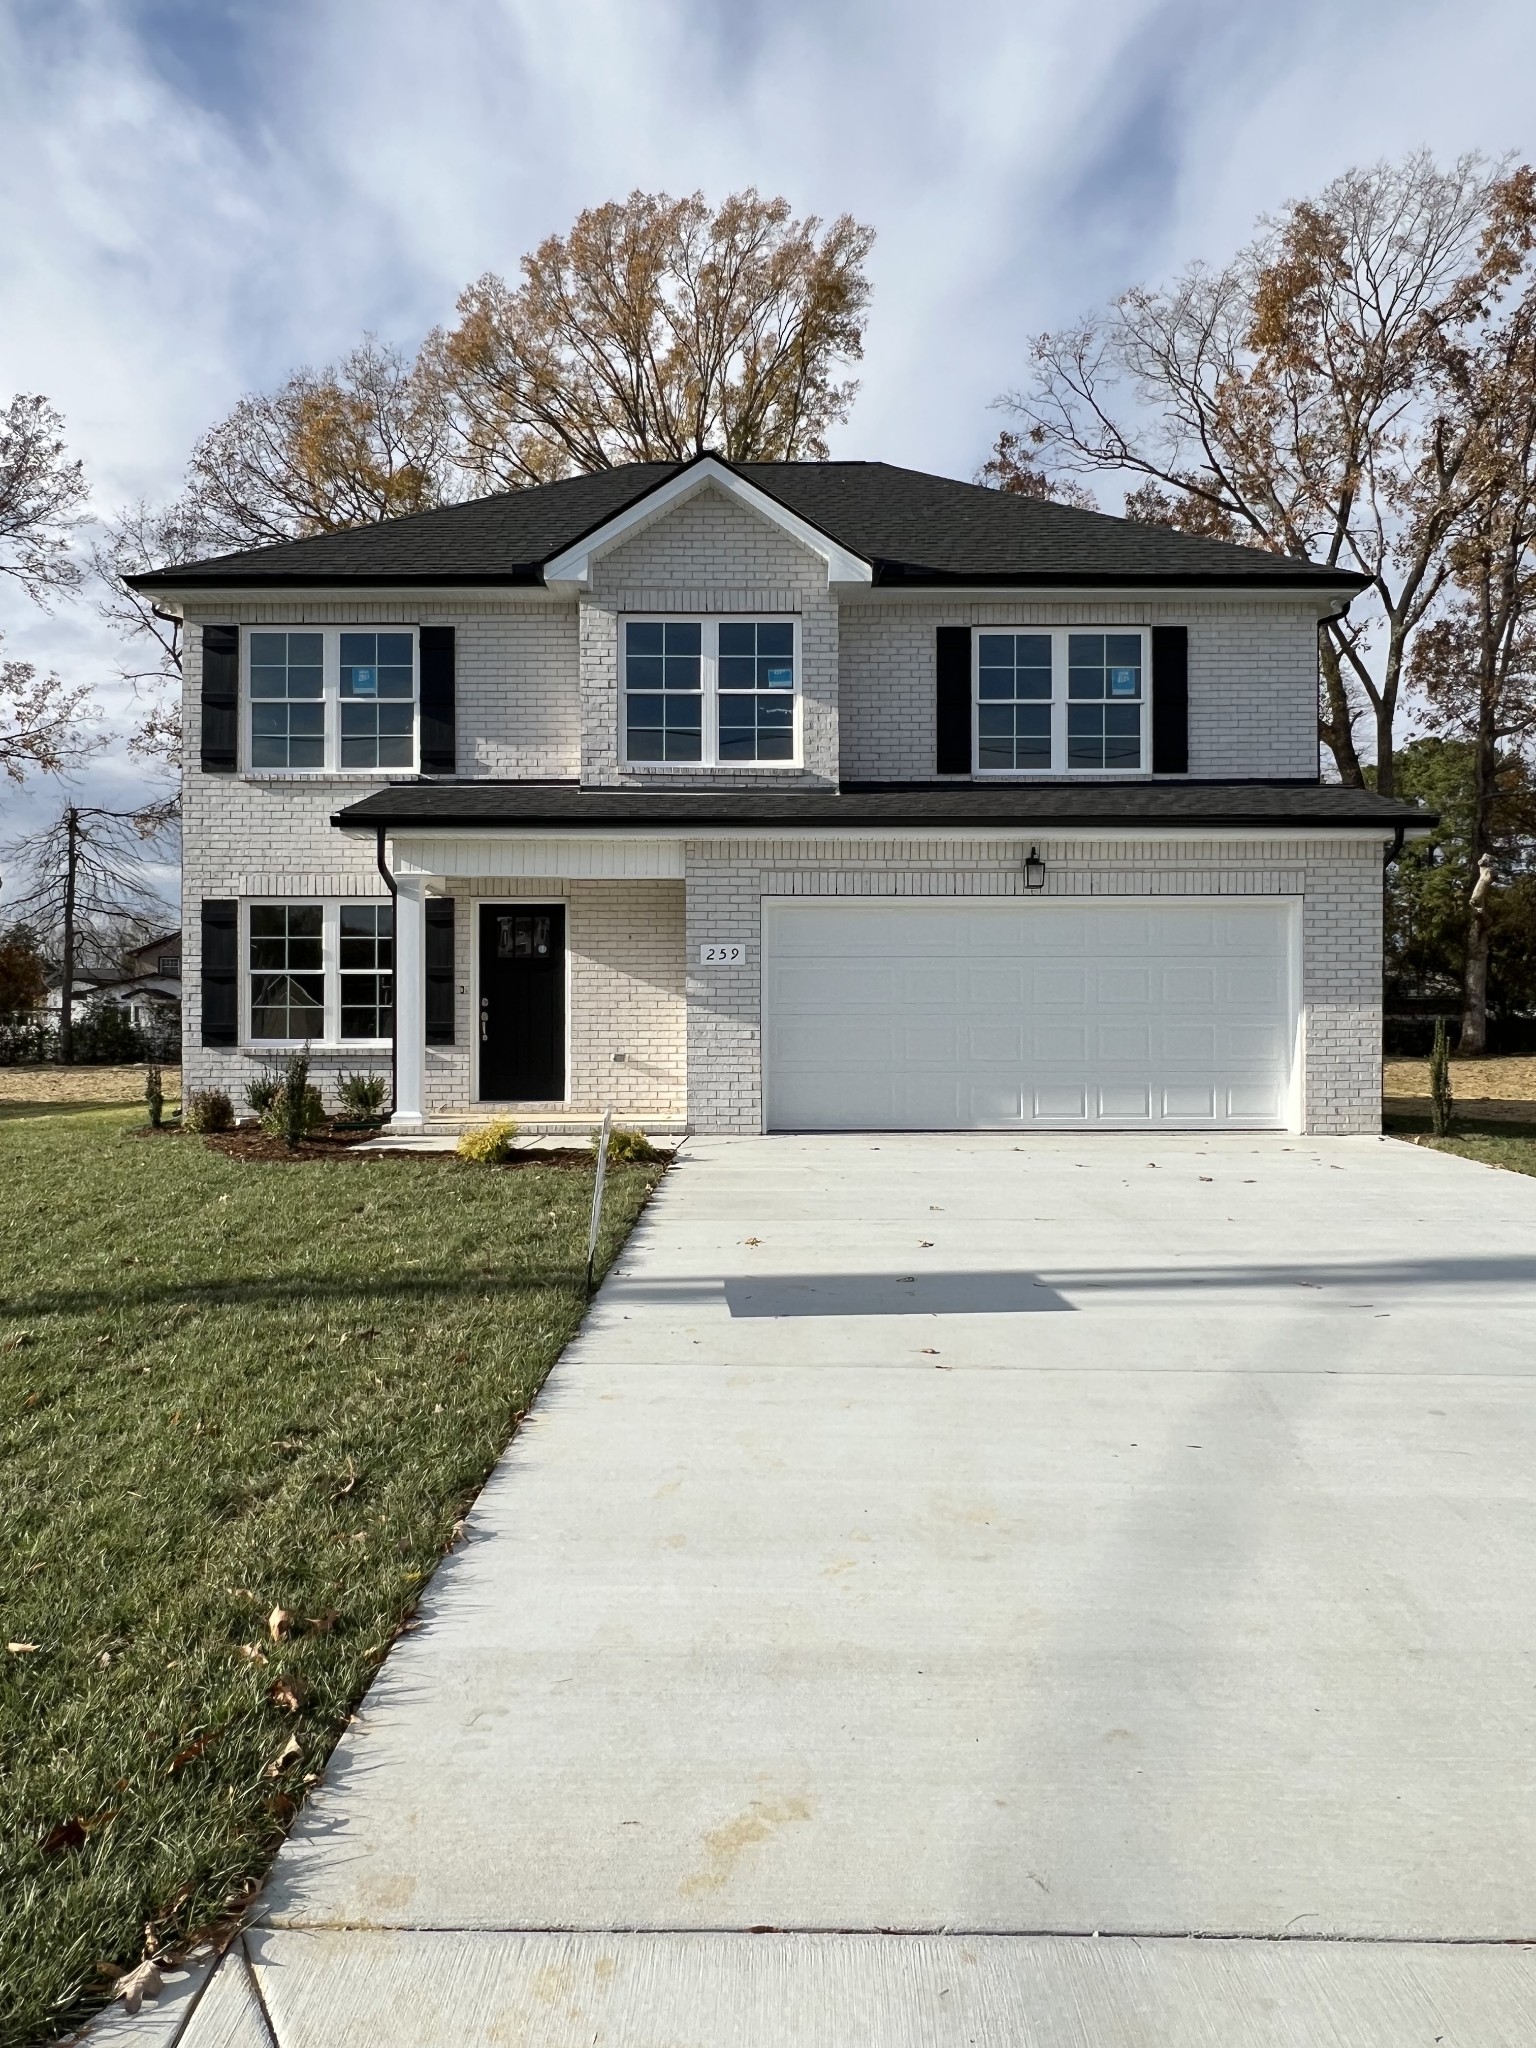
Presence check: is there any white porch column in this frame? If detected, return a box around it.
[390,875,426,1130]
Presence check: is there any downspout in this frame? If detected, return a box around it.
[1384,824,1405,871]
[375,825,398,1117]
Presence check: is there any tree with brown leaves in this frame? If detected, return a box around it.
[1411,272,1536,1051]
[993,152,1536,792]
[182,337,452,552]
[426,188,875,487]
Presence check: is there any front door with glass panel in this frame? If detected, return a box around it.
[478,904,565,1101]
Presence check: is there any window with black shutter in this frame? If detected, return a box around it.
[419,627,456,775]
[935,626,972,774]
[200,900,239,1045]
[1151,626,1189,774]
[200,625,239,774]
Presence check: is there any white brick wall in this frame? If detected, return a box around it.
[579,483,839,787]
[682,834,1382,1136]
[838,597,1322,780]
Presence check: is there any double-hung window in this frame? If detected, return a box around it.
[247,902,394,1044]
[622,616,798,767]
[244,627,418,773]
[974,628,1148,775]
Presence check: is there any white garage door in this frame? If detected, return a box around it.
[762,898,1298,1131]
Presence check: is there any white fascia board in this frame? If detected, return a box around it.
[156,585,569,616]
[541,456,873,592]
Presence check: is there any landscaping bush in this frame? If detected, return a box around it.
[338,1070,388,1117]
[244,1059,286,1118]
[184,1088,235,1133]
[457,1118,518,1164]
[597,1124,658,1164]
[260,1084,325,1141]
[0,1011,56,1064]
[72,998,143,1064]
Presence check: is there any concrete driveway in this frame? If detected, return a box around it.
[167,1133,1536,2045]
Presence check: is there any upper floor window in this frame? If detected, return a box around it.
[245,626,417,774]
[622,616,798,768]
[975,627,1148,775]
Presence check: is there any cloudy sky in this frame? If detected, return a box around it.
[2,0,1534,909]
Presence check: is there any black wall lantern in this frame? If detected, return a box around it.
[1023,845,1047,890]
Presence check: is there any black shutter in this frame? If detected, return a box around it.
[935,626,972,775]
[425,897,455,1045]
[1151,626,1189,774]
[201,899,239,1046]
[419,627,456,775]
[201,624,239,773]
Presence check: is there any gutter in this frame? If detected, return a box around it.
[374,826,398,1118]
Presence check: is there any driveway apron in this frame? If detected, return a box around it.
[168,1133,1536,2045]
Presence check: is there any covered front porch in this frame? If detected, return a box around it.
[374,831,688,1136]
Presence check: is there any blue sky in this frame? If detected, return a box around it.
[1,0,1534,906]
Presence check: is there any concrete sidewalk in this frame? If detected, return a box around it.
[158,1133,1536,2043]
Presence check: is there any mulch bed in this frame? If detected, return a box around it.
[200,1127,599,1168]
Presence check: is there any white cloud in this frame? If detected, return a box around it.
[0,0,1532,899]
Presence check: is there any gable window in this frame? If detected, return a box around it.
[973,627,1148,776]
[622,616,798,768]
[243,626,418,774]
[247,901,394,1044]
[624,621,702,762]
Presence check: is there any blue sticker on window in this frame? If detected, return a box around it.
[765,664,794,688]
[1108,667,1139,696]
[351,666,378,697]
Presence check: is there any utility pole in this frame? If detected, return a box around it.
[59,806,78,1065]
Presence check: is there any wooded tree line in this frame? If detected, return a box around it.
[7,166,1536,1052]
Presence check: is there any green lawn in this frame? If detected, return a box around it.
[0,1108,663,2047]
[1390,1122,1536,1177]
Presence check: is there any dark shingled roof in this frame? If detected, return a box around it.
[332,779,1428,833]
[129,458,1366,593]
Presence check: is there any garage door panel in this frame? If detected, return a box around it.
[765,900,1296,1131]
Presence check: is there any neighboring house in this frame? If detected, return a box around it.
[129,457,1427,1135]
[43,933,181,1033]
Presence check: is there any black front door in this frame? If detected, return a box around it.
[478,903,565,1101]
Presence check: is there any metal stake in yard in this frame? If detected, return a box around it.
[585,1105,613,1296]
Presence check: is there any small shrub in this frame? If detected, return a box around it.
[259,1084,324,1140]
[457,1119,518,1164]
[338,1070,388,1117]
[145,1065,164,1129]
[185,1088,235,1134]
[595,1124,658,1164]
[244,1059,286,1117]
[1429,1017,1455,1136]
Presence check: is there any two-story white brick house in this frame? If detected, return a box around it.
[131,455,1426,1136]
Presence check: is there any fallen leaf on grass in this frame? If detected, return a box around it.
[114,1960,164,2014]
[167,1729,222,1775]
[268,1605,292,1642]
[8,1641,39,1654]
[337,1327,379,1348]
[40,1818,87,1855]
[330,1461,359,1501]
[305,1608,341,1635]
[238,1643,268,1664]
[3,1331,32,1351]
[264,1736,302,1778]
[268,1679,307,1713]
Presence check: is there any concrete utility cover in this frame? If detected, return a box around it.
[169,1134,1536,2045]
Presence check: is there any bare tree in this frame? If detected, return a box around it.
[2,800,173,1062]
[91,497,214,775]
[993,153,1536,791]
[0,392,87,601]
[1,655,100,783]
[425,189,875,487]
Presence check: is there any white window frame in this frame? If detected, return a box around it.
[973,626,1151,778]
[241,900,394,1050]
[619,614,802,770]
[242,625,419,777]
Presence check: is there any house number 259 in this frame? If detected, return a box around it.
[699,943,747,966]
